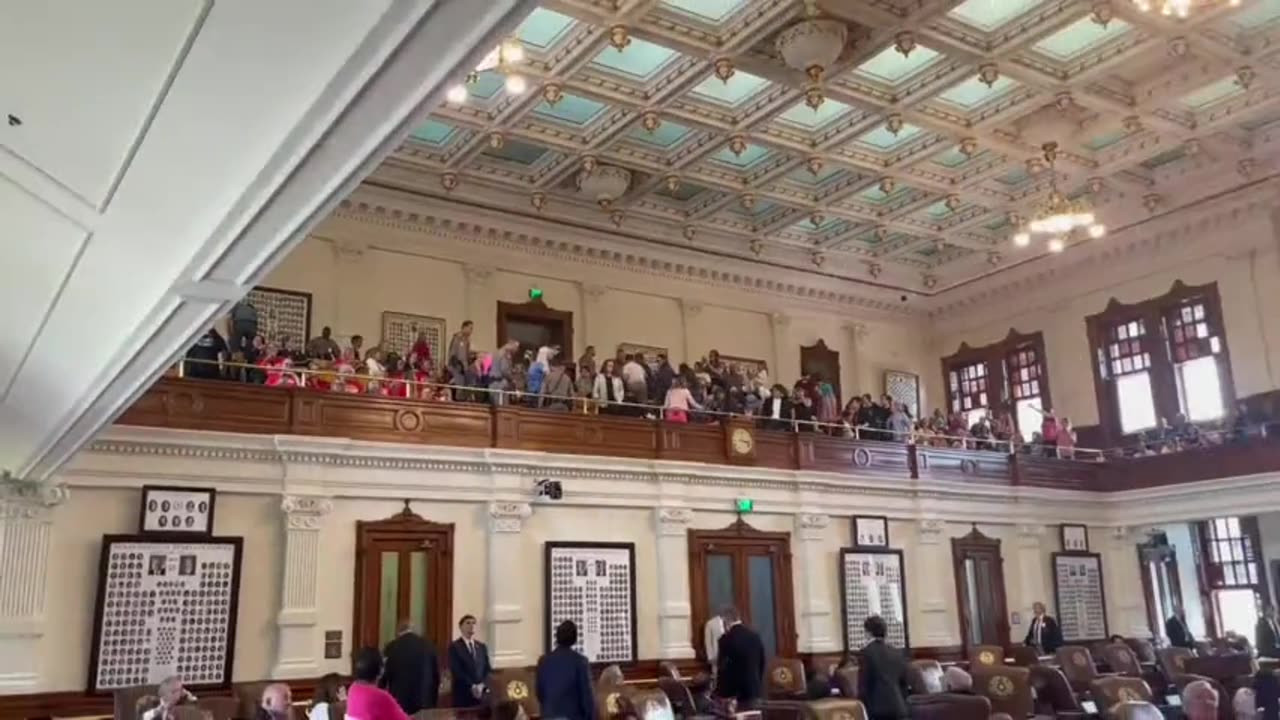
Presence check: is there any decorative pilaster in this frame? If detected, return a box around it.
[1103,526,1150,637]
[332,240,367,337]
[0,477,69,691]
[488,502,532,667]
[654,507,695,659]
[1013,525,1048,635]
[843,323,868,395]
[580,284,608,351]
[680,300,703,361]
[463,264,495,342]
[915,518,955,646]
[273,495,333,678]
[794,513,837,652]
[770,313,792,385]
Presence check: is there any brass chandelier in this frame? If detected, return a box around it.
[1012,142,1106,253]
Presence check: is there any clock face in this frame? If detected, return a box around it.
[731,428,754,454]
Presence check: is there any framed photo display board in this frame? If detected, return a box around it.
[1060,524,1089,552]
[853,516,889,548]
[544,542,637,663]
[840,548,909,651]
[1051,552,1109,641]
[381,311,446,361]
[139,486,216,535]
[87,535,243,693]
[244,286,311,348]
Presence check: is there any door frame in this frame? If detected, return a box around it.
[800,339,842,408]
[951,527,1011,651]
[353,503,455,655]
[1137,535,1183,642]
[496,298,575,360]
[687,518,798,659]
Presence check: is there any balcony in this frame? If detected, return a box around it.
[115,378,1280,492]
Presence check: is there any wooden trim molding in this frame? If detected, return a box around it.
[940,328,1052,439]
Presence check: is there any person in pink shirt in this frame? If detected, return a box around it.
[346,647,410,720]
[664,376,702,423]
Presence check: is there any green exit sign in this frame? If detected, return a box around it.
[528,287,543,300]
[735,497,754,513]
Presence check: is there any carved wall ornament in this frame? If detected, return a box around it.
[0,471,69,520]
[608,25,630,52]
[281,495,333,530]
[489,501,532,533]
[714,57,735,83]
[894,31,916,57]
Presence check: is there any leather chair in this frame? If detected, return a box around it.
[658,677,700,719]
[658,661,681,679]
[1158,646,1196,683]
[1101,642,1167,694]
[798,698,867,720]
[1090,676,1154,719]
[831,665,859,698]
[1030,665,1086,718]
[620,689,675,720]
[972,666,1033,719]
[906,659,945,695]
[196,697,240,720]
[968,644,1004,669]
[1056,645,1101,694]
[598,683,634,720]
[766,657,808,699]
[1125,637,1158,664]
[233,681,271,720]
[1010,645,1041,667]
[488,667,540,718]
[906,693,991,720]
[808,653,844,679]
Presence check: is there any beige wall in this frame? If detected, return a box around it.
[933,216,1280,427]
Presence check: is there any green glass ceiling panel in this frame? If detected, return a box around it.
[533,93,607,126]
[925,200,957,218]
[628,120,693,148]
[915,244,941,257]
[936,75,1017,109]
[661,0,748,22]
[949,0,1044,30]
[728,199,775,217]
[996,167,1029,185]
[1033,16,1131,59]
[1085,129,1129,151]
[786,165,845,185]
[590,38,678,80]
[778,98,853,129]
[411,119,457,146]
[984,216,1010,231]
[932,147,971,168]
[655,181,707,202]
[788,216,845,234]
[690,70,770,105]
[711,142,770,168]
[515,8,576,49]
[854,45,941,84]
[857,185,913,204]
[469,71,506,100]
[857,123,924,150]
[1222,0,1280,30]
[482,138,549,165]
[1141,147,1186,169]
[1180,76,1244,109]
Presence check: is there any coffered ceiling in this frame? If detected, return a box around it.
[384,0,1280,291]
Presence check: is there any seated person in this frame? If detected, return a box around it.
[1236,688,1259,720]
[259,683,292,720]
[1184,679,1219,720]
[308,673,347,720]
[141,676,196,720]
[944,667,973,693]
[1110,701,1164,720]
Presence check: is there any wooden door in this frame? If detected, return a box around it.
[689,519,797,659]
[496,298,574,361]
[952,528,1010,651]
[800,339,842,407]
[1138,534,1183,642]
[353,505,454,655]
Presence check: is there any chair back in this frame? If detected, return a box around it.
[1029,665,1083,713]
[1009,645,1040,666]
[1090,676,1155,717]
[799,698,868,720]
[905,694,990,720]
[1125,637,1157,663]
[196,697,240,720]
[1158,646,1195,680]
[766,657,807,697]
[171,707,213,720]
[808,653,844,679]
[831,665,859,698]
[972,666,1033,719]
[906,660,945,695]
[1102,642,1144,677]
[1056,645,1099,692]
[968,644,1004,668]
[597,682,633,720]
[620,689,675,720]
[658,661,681,680]
[488,667,541,718]
[657,677,698,719]
[233,682,271,720]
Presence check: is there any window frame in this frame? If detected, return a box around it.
[940,329,1053,441]
[1194,515,1267,638]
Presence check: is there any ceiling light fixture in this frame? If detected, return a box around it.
[1131,0,1238,19]
[1011,142,1106,251]
[445,38,528,104]
[775,1,848,111]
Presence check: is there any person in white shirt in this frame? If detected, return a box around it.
[141,676,194,720]
[703,612,726,675]
[622,355,648,410]
[308,672,347,720]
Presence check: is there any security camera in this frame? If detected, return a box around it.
[534,478,563,500]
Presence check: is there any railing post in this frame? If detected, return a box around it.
[907,443,919,479]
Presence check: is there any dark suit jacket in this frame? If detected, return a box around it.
[382,632,440,714]
[858,639,909,720]
[448,637,492,707]
[535,646,596,720]
[1023,614,1063,654]
[1259,618,1280,658]
[1166,615,1195,649]
[757,398,795,433]
[715,623,766,705]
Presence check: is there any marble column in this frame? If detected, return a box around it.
[654,507,696,659]
[794,513,837,652]
[680,300,703,361]
[1104,526,1151,637]
[332,240,367,338]
[272,495,333,678]
[915,518,956,646]
[770,313,793,384]
[579,283,608,353]
[463,264,496,344]
[843,323,868,397]
[1012,524,1049,641]
[487,501,532,667]
[0,478,69,692]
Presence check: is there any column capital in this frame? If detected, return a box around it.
[489,501,532,533]
[0,474,69,522]
[581,283,609,301]
[680,299,703,316]
[1109,525,1136,543]
[770,312,791,329]
[463,264,496,284]
[280,495,333,530]
[655,507,694,536]
[843,322,869,342]
[918,518,946,543]
[794,512,829,541]
[332,239,368,262]
[1016,523,1046,548]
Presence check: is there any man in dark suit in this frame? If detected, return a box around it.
[1023,602,1063,655]
[1258,605,1280,658]
[1166,607,1196,649]
[535,620,596,720]
[381,620,440,714]
[858,615,909,720]
[448,614,492,707]
[714,607,766,710]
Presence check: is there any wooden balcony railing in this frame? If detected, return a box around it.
[116,378,1280,492]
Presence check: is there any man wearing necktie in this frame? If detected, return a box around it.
[1023,602,1063,655]
[1258,605,1280,658]
[448,614,492,707]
